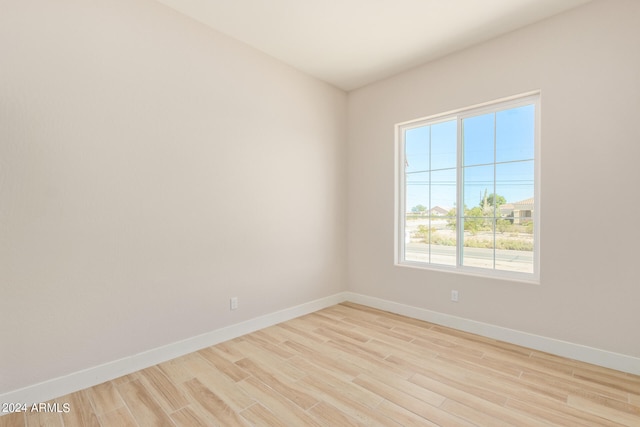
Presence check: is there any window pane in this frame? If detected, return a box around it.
[496,105,535,163]
[428,224,456,266]
[405,126,429,173]
[430,168,456,213]
[404,216,429,263]
[405,171,428,263]
[463,113,494,166]
[495,218,534,274]
[429,168,456,266]
[404,239,428,263]
[431,120,456,170]
[461,217,494,269]
[463,164,494,214]
[496,161,534,213]
[406,172,429,216]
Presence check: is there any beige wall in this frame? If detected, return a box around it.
[0,0,347,394]
[347,0,640,358]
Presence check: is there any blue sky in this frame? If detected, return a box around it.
[405,104,534,213]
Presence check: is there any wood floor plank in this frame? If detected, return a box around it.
[415,371,571,426]
[117,379,174,427]
[385,353,511,405]
[357,305,434,329]
[281,339,361,380]
[110,373,138,386]
[170,406,219,427]
[85,381,125,416]
[197,346,251,382]
[288,356,383,409]
[572,367,640,395]
[358,369,447,408]
[431,324,532,357]
[297,374,403,427]
[437,389,550,427]
[316,324,371,343]
[253,325,294,345]
[156,356,196,385]
[372,330,441,359]
[275,321,327,343]
[234,357,318,410]
[312,370,471,427]
[353,374,450,421]
[182,378,248,426]
[189,370,255,412]
[346,317,415,342]
[24,410,63,427]
[0,412,25,427]
[436,351,524,378]
[240,403,292,427]
[307,312,355,329]
[307,401,366,427]
[483,347,575,379]
[137,365,189,413]
[397,325,484,354]
[521,369,629,402]
[59,391,100,427]
[505,396,627,427]
[229,339,306,382]
[98,407,138,427]
[242,332,295,359]
[325,339,415,379]
[418,353,569,404]
[371,335,440,363]
[375,399,441,427]
[237,376,323,427]
[209,337,247,362]
[568,394,640,426]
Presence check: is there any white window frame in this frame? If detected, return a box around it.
[395,92,541,283]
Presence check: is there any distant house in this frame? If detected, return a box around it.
[501,197,534,224]
[500,203,514,217]
[428,206,449,216]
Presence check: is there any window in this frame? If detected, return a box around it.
[396,93,540,282]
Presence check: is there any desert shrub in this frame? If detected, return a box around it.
[463,238,493,249]
[458,238,533,251]
[524,221,534,234]
[415,225,437,242]
[496,219,514,234]
[431,235,456,246]
[496,239,533,251]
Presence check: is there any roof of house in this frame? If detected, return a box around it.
[512,197,534,209]
[429,206,449,215]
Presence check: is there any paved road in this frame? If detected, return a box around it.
[405,242,533,272]
[407,242,532,260]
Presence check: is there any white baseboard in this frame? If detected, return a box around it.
[345,292,640,375]
[0,292,350,408]
[3,290,638,412]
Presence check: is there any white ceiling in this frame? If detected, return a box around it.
[154,0,592,91]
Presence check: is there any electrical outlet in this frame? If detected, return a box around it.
[451,290,459,302]
[230,297,238,310]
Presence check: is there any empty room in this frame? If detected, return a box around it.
[1,0,639,425]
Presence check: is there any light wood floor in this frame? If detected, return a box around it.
[2,302,639,426]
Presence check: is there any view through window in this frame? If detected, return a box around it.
[398,93,539,280]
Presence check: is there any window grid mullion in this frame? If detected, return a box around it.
[456,116,463,268]
[428,125,432,265]
[493,112,497,270]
